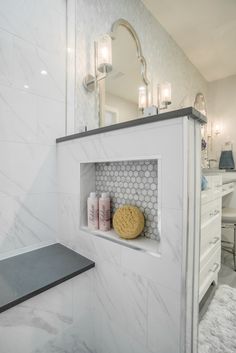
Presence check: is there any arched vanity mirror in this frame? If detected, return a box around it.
[98,19,149,127]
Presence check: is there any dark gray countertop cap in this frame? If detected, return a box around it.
[56,107,207,143]
[0,243,95,313]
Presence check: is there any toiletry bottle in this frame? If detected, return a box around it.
[87,192,99,230]
[99,193,111,231]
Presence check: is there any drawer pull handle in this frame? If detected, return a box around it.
[223,185,234,191]
[209,210,220,217]
[209,237,220,245]
[209,263,220,273]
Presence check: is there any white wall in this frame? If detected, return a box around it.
[74,0,207,131]
[0,0,66,254]
[208,75,236,163]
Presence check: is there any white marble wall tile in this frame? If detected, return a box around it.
[56,115,194,352]
[0,143,57,196]
[57,143,81,195]
[33,325,94,353]
[0,274,95,353]
[0,0,66,54]
[93,311,149,353]
[35,97,65,145]
[0,192,57,254]
[147,280,181,353]
[93,262,148,344]
[0,85,38,143]
[57,193,80,247]
[120,246,180,293]
[161,208,183,263]
[0,281,72,353]
[0,0,66,256]
[0,29,65,102]
[71,272,94,323]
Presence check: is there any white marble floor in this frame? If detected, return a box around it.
[219,251,236,288]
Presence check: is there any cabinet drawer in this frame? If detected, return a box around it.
[222,182,234,197]
[199,246,221,302]
[201,190,211,205]
[200,231,221,270]
[201,198,221,225]
[200,214,221,260]
[201,175,222,204]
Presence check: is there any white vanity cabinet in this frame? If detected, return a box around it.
[199,175,222,302]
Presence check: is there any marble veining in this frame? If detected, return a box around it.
[56,115,200,353]
[0,272,95,353]
[0,0,66,255]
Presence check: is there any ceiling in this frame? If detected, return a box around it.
[142,0,236,82]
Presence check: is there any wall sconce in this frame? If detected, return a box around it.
[138,86,158,117]
[96,34,112,74]
[83,34,112,92]
[138,86,147,112]
[214,123,222,136]
[157,82,172,110]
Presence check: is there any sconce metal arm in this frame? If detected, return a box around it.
[83,73,107,92]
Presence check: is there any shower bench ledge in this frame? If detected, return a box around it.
[0,243,95,313]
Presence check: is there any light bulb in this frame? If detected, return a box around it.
[139,86,147,110]
[157,82,171,109]
[97,34,112,73]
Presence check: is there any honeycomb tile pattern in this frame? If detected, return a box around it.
[95,160,159,240]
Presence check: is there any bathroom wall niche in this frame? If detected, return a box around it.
[80,158,161,255]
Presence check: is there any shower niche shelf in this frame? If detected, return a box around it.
[80,158,161,256]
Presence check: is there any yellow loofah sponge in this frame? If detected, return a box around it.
[113,205,145,239]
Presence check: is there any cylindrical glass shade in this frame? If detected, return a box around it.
[97,34,112,74]
[157,82,171,108]
[138,86,147,109]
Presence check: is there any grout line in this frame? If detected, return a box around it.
[0,24,66,55]
[0,82,66,104]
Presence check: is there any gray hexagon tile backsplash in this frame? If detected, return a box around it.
[95,160,159,240]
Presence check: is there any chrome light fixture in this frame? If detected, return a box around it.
[157,82,172,110]
[83,34,112,92]
[138,86,147,112]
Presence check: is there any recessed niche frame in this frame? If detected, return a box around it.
[79,155,162,256]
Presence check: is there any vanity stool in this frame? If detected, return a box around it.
[222,207,236,271]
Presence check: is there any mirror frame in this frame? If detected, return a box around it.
[98,18,150,127]
[109,18,149,87]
